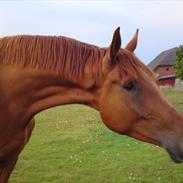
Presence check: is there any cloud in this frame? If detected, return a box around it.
[0,1,182,63]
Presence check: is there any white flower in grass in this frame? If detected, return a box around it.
[128,176,132,180]
[116,153,120,156]
[129,172,133,176]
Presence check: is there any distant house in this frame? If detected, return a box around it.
[148,47,177,86]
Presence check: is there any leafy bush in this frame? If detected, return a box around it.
[176,45,183,80]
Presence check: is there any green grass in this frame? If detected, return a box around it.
[9,88,183,183]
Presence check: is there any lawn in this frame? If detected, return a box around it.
[9,88,183,183]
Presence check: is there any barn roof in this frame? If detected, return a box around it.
[148,47,177,69]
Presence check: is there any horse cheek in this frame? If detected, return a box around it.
[99,90,135,134]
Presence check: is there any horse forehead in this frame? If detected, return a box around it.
[141,67,158,82]
[137,70,159,93]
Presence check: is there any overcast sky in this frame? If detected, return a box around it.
[0,1,183,64]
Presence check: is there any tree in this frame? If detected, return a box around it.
[176,45,183,80]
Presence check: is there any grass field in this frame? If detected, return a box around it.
[9,88,183,183]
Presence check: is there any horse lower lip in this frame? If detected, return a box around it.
[166,148,183,163]
[171,156,183,163]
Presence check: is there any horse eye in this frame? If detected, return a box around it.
[123,81,136,91]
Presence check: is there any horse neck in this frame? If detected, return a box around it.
[1,61,103,125]
[24,67,102,118]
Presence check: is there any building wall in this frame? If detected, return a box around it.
[154,65,175,76]
[159,78,175,86]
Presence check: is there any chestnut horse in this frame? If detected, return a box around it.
[0,27,183,182]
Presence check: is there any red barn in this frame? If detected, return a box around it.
[148,47,177,87]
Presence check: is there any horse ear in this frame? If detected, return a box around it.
[110,27,121,60]
[125,29,139,52]
[102,27,121,74]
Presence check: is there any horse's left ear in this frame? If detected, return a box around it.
[102,27,121,73]
[125,29,139,52]
[110,27,121,60]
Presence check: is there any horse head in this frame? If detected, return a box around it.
[99,27,183,163]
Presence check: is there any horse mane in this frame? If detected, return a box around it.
[0,34,155,84]
[0,35,106,80]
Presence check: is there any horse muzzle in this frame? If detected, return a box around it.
[157,118,183,163]
[166,147,183,163]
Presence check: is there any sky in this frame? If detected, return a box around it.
[0,0,183,64]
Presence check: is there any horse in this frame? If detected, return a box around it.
[0,27,183,183]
